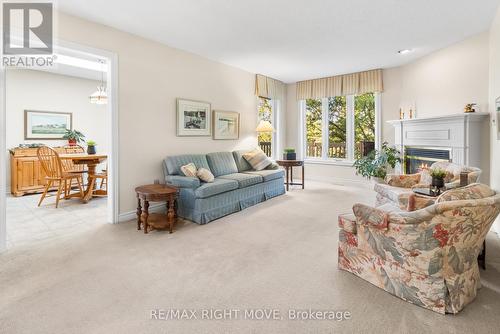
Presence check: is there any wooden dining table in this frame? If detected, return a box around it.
[59,153,108,203]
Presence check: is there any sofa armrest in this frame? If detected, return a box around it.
[166,175,200,189]
[352,204,389,230]
[384,173,421,188]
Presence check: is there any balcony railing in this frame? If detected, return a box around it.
[306,141,375,159]
[259,142,272,157]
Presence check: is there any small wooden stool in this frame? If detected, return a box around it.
[135,184,179,234]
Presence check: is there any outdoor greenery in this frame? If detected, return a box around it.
[258,98,273,144]
[62,129,85,143]
[305,92,376,158]
[353,142,401,179]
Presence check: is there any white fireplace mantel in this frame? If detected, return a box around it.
[387,113,490,173]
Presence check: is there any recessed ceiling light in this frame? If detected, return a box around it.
[398,49,412,55]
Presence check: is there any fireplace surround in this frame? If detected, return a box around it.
[388,113,489,177]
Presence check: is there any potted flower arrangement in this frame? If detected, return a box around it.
[430,168,447,190]
[62,129,85,146]
[86,140,97,155]
[353,142,400,183]
[283,148,296,160]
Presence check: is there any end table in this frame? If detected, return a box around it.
[276,160,304,191]
[135,184,179,234]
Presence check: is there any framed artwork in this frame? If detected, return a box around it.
[213,111,240,140]
[176,99,211,136]
[24,110,72,140]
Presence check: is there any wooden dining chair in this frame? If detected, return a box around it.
[37,146,84,208]
[99,164,108,192]
[62,145,87,173]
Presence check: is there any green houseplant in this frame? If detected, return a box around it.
[353,142,401,181]
[430,168,447,189]
[62,129,85,146]
[283,148,296,160]
[86,140,97,155]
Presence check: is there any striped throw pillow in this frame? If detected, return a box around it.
[180,163,197,177]
[243,148,272,171]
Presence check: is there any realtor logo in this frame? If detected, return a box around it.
[2,2,53,55]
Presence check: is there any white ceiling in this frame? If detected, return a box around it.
[58,0,500,83]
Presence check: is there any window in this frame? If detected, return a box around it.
[302,92,379,162]
[258,97,276,157]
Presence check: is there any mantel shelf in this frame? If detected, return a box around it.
[387,112,490,126]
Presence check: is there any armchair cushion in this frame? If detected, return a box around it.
[166,175,200,189]
[385,173,421,188]
[436,183,495,203]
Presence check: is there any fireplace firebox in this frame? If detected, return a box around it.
[404,147,451,174]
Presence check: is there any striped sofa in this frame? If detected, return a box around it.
[163,150,285,224]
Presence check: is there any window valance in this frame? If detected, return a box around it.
[296,69,383,100]
[255,74,285,100]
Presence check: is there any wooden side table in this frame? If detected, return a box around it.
[135,184,179,234]
[276,160,304,191]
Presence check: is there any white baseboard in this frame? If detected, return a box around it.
[118,203,165,223]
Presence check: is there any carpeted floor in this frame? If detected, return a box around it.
[1,181,500,334]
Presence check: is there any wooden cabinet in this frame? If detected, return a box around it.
[10,147,67,197]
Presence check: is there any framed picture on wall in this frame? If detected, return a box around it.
[213,110,239,140]
[176,99,211,136]
[24,110,72,140]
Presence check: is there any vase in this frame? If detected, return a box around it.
[87,146,96,155]
[431,177,444,189]
[283,153,296,160]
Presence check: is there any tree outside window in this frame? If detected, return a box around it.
[258,98,273,156]
[304,93,377,161]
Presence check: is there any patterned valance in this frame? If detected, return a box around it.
[255,74,285,100]
[296,69,383,100]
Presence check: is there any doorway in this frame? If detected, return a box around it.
[0,41,118,251]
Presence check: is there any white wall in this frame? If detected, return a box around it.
[489,6,500,233]
[53,12,264,216]
[398,32,490,118]
[6,69,107,189]
[285,32,490,184]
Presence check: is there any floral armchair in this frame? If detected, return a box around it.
[338,183,500,314]
[374,161,482,210]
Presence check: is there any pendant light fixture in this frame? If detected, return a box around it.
[89,59,107,104]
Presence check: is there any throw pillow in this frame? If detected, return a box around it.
[266,161,280,170]
[180,163,197,177]
[243,148,272,171]
[197,168,214,183]
[181,162,196,177]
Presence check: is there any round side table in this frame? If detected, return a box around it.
[135,184,179,234]
[275,160,304,191]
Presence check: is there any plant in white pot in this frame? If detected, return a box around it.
[353,142,400,183]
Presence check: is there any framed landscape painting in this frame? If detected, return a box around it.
[213,110,239,140]
[24,110,72,140]
[176,99,211,136]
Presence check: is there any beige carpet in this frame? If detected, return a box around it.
[1,181,500,334]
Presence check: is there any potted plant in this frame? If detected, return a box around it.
[283,148,296,160]
[353,142,401,182]
[62,129,85,146]
[86,140,97,155]
[430,168,447,189]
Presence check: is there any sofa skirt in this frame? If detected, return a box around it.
[177,178,285,225]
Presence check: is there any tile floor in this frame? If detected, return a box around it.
[6,192,107,249]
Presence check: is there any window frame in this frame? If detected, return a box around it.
[300,93,381,165]
[257,97,279,160]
